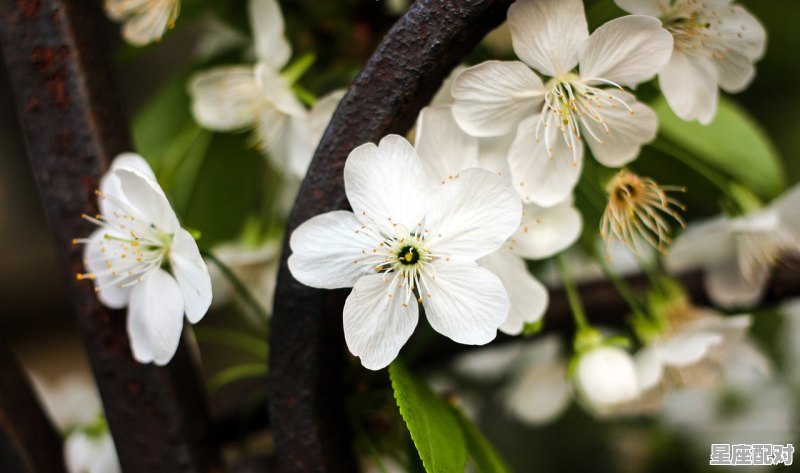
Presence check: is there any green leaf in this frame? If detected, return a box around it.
[208,363,267,393]
[389,360,467,473]
[452,408,513,473]
[193,327,268,358]
[652,96,785,200]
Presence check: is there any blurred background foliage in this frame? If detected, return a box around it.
[2,0,800,471]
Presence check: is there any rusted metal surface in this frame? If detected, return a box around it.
[0,1,221,472]
[0,346,66,473]
[269,0,515,471]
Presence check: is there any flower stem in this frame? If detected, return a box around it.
[557,253,589,330]
[594,250,648,317]
[202,251,270,327]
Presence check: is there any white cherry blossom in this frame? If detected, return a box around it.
[189,0,342,179]
[666,184,800,308]
[451,0,673,206]
[105,0,180,46]
[288,135,521,370]
[635,306,752,392]
[76,153,212,365]
[615,0,766,124]
[415,105,582,334]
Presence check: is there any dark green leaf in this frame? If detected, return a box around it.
[452,408,513,473]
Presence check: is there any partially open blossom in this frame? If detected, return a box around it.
[32,373,121,473]
[574,345,640,411]
[105,0,180,46]
[601,169,685,254]
[451,0,673,206]
[414,105,583,334]
[189,0,342,178]
[635,305,752,394]
[288,135,521,370]
[75,153,212,365]
[666,183,800,308]
[615,0,766,124]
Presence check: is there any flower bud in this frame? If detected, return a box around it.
[574,345,640,410]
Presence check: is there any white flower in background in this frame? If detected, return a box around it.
[635,306,752,393]
[288,135,521,370]
[451,0,673,206]
[779,298,800,385]
[415,105,582,334]
[76,153,212,365]
[666,184,800,308]
[615,0,766,124]
[105,0,180,46]
[208,240,280,315]
[190,0,343,179]
[574,345,640,411]
[31,373,121,473]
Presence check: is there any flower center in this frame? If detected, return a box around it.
[663,2,741,60]
[537,76,632,163]
[600,170,686,254]
[397,245,421,265]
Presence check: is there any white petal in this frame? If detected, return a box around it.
[288,210,377,289]
[426,169,521,259]
[169,228,212,324]
[189,66,261,131]
[477,133,515,185]
[583,90,658,167]
[99,153,156,218]
[119,0,178,46]
[307,89,345,151]
[127,269,185,365]
[451,61,545,137]
[705,256,766,309]
[452,342,526,381]
[248,0,292,69]
[773,182,800,235]
[414,105,479,182]
[613,0,670,16]
[420,260,508,345]
[262,111,312,178]
[116,168,180,233]
[712,50,755,93]
[84,229,133,309]
[665,216,734,273]
[255,63,306,117]
[720,5,767,61]
[478,250,548,335]
[576,346,640,408]
[511,198,582,259]
[634,346,664,391]
[344,135,433,235]
[343,273,418,370]
[579,15,673,87]
[507,0,588,77]
[658,331,724,366]
[659,50,719,124]
[65,433,97,473]
[508,115,584,207]
[505,350,571,425]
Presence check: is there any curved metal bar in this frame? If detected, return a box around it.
[0,347,65,473]
[268,1,515,471]
[0,1,221,471]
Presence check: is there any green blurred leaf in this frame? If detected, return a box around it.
[208,363,267,393]
[389,360,467,473]
[194,327,268,358]
[452,408,513,473]
[652,96,785,200]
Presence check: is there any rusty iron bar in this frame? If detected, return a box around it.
[0,346,66,473]
[269,0,515,471]
[0,1,221,471]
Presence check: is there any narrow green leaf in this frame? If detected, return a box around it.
[208,363,267,393]
[193,327,268,358]
[452,408,513,473]
[652,96,785,200]
[389,360,467,473]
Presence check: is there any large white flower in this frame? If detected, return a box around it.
[288,135,521,370]
[77,153,212,365]
[666,184,800,308]
[415,105,582,334]
[189,0,342,179]
[635,306,752,393]
[105,0,180,46]
[616,0,766,124]
[451,0,672,206]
